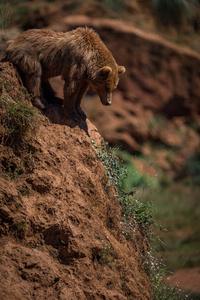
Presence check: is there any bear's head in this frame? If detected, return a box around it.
[89,65,125,106]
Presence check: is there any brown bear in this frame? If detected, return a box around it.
[5,27,125,121]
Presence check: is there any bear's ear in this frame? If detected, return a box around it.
[99,66,112,78]
[118,66,126,75]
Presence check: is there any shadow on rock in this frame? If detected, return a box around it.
[44,100,89,136]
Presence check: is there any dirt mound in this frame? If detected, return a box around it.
[0,62,151,299]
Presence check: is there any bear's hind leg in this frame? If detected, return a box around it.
[18,56,46,109]
[25,71,46,109]
[42,79,56,103]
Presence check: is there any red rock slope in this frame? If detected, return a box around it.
[0,63,151,299]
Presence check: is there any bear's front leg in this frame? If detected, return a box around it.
[75,82,89,121]
[63,81,82,122]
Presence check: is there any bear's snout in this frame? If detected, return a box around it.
[100,93,112,106]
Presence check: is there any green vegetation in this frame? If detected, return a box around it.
[96,0,124,12]
[189,121,200,133]
[0,69,39,145]
[0,0,12,29]
[91,140,157,227]
[143,250,188,299]
[15,220,26,238]
[118,151,158,191]
[97,242,114,266]
[148,115,169,131]
[151,184,200,270]
[152,0,192,28]
[185,155,200,186]
[92,140,188,298]
[0,97,39,143]
[17,186,30,196]
[0,74,40,179]
[8,162,24,179]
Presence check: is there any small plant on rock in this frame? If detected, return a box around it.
[143,250,188,300]
[97,242,114,266]
[91,140,157,229]
[0,97,39,144]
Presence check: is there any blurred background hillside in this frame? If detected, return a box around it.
[1,0,200,298]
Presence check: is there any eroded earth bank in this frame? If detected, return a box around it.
[0,63,151,299]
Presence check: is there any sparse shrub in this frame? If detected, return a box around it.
[152,0,192,28]
[189,120,200,133]
[0,0,12,29]
[15,220,26,238]
[97,242,114,266]
[91,140,157,228]
[8,162,24,179]
[91,140,126,190]
[0,97,39,143]
[143,250,188,300]
[9,219,27,238]
[185,155,200,185]
[95,0,124,12]
[17,186,30,196]
[92,139,187,298]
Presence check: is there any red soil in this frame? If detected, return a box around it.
[0,62,151,299]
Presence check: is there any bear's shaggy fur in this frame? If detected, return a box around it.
[5,27,125,121]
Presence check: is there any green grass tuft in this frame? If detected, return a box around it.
[1,97,39,142]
